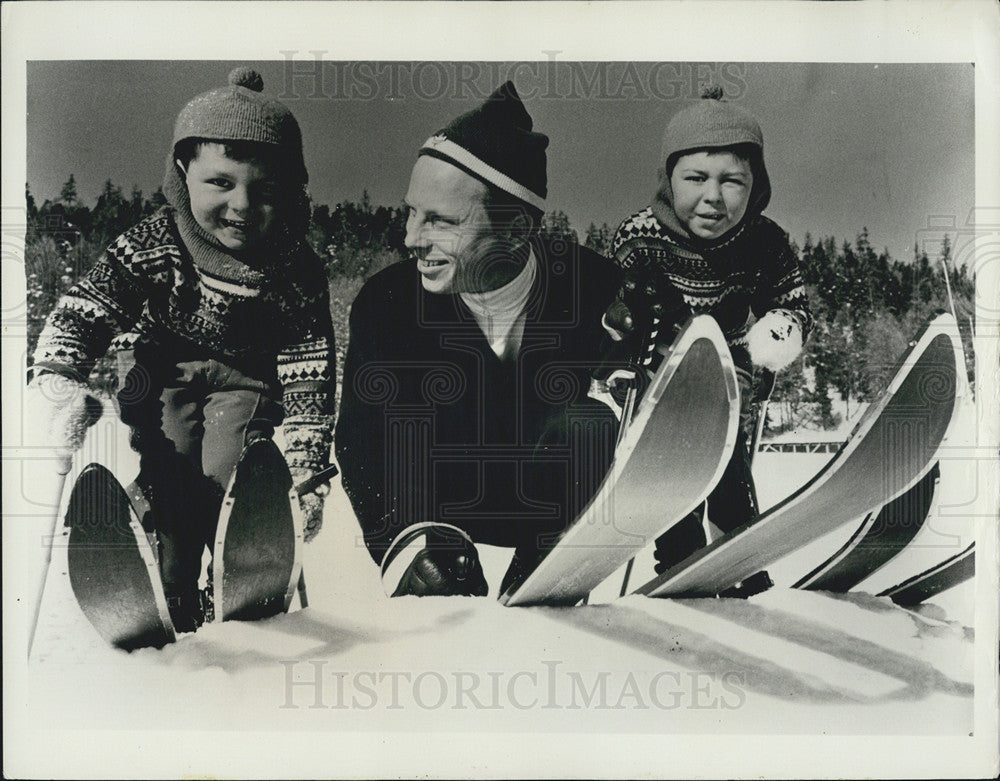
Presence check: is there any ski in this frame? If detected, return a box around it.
[637,312,962,599]
[877,542,974,606]
[65,463,177,650]
[501,315,739,607]
[616,367,776,599]
[213,438,302,622]
[792,462,940,592]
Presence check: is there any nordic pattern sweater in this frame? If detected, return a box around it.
[612,207,813,368]
[31,207,335,474]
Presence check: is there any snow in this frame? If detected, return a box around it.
[4,397,994,779]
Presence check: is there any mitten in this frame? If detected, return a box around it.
[381,523,489,597]
[25,372,103,462]
[289,467,330,543]
[746,309,804,371]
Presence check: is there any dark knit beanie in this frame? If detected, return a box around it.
[658,86,771,216]
[418,81,547,212]
[172,66,307,184]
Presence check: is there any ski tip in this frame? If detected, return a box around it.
[927,309,958,329]
[644,315,734,400]
[919,311,962,354]
[678,314,729,353]
[77,462,113,480]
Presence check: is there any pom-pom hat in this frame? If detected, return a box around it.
[661,86,763,171]
[163,67,311,271]
[658,86,771,216]
[418,81,548,213]
[172,67,307,184]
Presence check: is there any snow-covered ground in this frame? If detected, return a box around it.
[4,394,996,779]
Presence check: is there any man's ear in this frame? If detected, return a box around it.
[505,212,531,243]
[174,159,188,179]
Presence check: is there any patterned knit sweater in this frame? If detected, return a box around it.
[31,207,335,474]
[611,207,812,362]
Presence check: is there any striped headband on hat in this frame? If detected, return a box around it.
[418,81,548,212]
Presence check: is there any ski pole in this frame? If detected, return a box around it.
[28,454,73,659]
[287,464,337,612]
[615,314,662,597]
[940,258,958,323]
[618,559,635,598]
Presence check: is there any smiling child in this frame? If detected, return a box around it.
[605,87,813,575]
[28,68,336,630]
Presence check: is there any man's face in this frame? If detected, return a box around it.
[404,156,509,294]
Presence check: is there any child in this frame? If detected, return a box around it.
[27,68,336,630]
[605,87,812,575]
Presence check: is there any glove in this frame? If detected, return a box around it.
[25,372,103,463]
[381,523,489,597]
[602,261,688,349]
[746,309,804,371]
[289,467,330,543]
[591,265,688,416]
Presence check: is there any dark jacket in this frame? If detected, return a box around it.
[335,238,621,563]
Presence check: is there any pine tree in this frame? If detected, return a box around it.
[59,174,79,206]
[583,222,613,256]
[149,187,168,209]
[26,183,39,240]
[91,179,129,245]
[540,211,577,244]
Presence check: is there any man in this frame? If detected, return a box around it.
[335,82,620,597]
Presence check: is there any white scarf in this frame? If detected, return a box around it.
[460,248,537,360]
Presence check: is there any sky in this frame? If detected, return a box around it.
[27,60,974,261]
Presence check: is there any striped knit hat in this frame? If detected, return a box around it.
[418,81,547,213]
[172,67,307,184]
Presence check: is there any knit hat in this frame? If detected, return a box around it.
[418,81,547,212]
[172,66,307,184]
[652,87,771,242]
[162,67,311,276]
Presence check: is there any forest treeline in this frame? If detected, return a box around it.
[25,177,974,432]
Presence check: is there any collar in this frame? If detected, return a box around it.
[460,247,537,358]
[460,246,537,317]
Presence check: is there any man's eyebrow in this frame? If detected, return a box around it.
[403,200,445,217]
